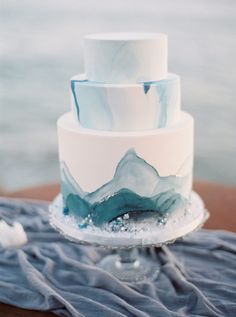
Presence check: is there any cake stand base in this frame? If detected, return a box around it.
[97,248,160,282]
[49,191,209,282]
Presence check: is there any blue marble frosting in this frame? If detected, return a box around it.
[61,149,191,227]
[70,73,180,131]
[84,33,167,83]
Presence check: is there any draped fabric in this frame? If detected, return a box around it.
[0,198,235,317]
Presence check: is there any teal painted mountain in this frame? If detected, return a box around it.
[61,149,192,227]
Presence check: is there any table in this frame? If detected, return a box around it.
[5,181,236,231]
[1,181,236,316]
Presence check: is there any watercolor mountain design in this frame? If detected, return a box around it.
[61,149,191,227]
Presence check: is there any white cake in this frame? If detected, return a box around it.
[57,33,194,230]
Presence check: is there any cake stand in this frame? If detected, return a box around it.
[49,191,209,282]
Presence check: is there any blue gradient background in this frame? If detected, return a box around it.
[0,0,235,190]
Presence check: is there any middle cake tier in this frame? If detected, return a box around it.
[71,73,180,131]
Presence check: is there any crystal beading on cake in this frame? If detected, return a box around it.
[57,33,194,230]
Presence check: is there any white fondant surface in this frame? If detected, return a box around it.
[71,73,180,131]
[84,33,167,83]
[57,112,193,193]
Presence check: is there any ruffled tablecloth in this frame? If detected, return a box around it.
[0,198,235,317]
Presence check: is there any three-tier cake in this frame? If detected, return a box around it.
[57,33,194,232]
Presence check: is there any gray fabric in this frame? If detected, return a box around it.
[0,198,235,317]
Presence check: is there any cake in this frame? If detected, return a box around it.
[57,33,194,232]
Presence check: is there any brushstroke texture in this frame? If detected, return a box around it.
[61,149,191,226]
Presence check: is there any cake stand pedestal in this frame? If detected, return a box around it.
[49,191,208,282]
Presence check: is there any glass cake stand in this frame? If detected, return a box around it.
[49,191,209,282]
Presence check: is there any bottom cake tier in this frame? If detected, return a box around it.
[57,112,194,229]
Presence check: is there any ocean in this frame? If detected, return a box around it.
[0,0,236,191]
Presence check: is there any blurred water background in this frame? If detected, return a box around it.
[0,0,236,191]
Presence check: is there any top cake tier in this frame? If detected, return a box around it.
[84,33,167,83]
